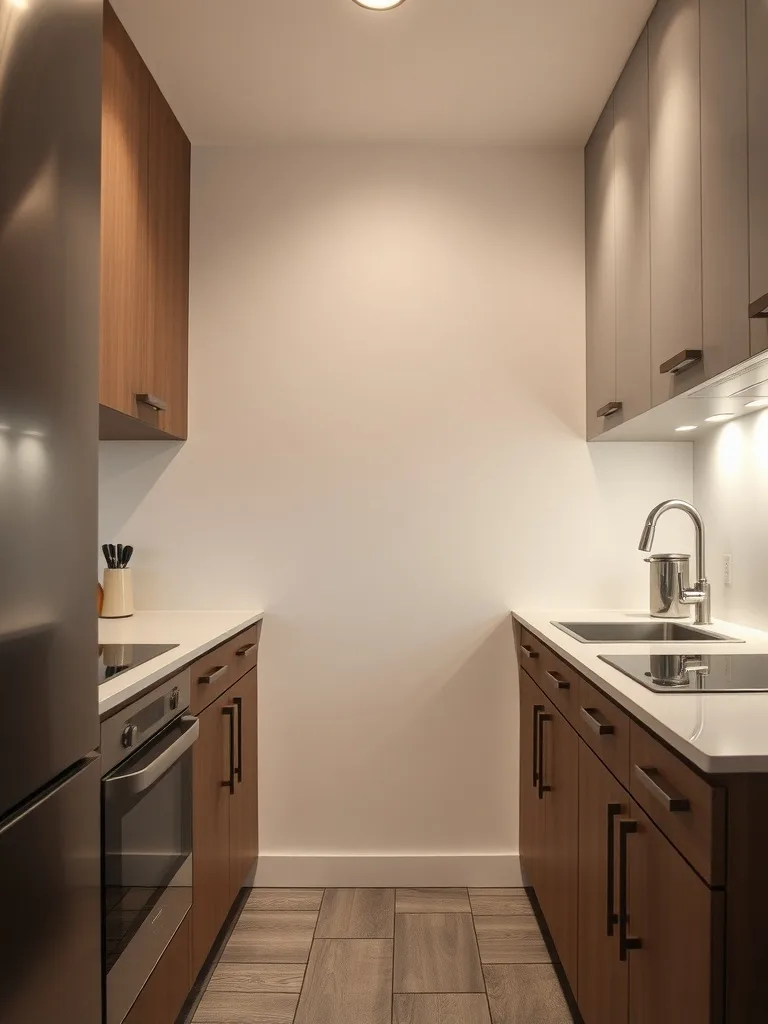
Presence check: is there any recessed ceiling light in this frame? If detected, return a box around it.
[352,0,407,9]
[745,398,768,409]
[705,414,735,423]
[675,425,698,432]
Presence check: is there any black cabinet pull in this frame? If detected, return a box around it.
[520,645,539,661]
[236,643,257,658]
[135,393,168,412]
[222,705,236,794]
[581,706,615,736]
[659,349,702,375]
[606,803,622,937]
[596,401,622,418]
[749,291,768,318]
[545,670,570,691]
[618,819,642,961]
[233,696,244,784]
[634,765,691,812]
[200,665,228,686]
[532,704,544,788]
[537,712,553,800]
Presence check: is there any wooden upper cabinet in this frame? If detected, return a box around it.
[648,0,702,406]
[747,0,768,355]
[585,97,617,440]
[100,2,149,427]
[614,29,651,425]
[146,75,191,441]
[100,2,190,441]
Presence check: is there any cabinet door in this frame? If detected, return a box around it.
[229,666,259,901]
[649,0,702,404]
[614,30,651,424]
[748,0,768,355]
[146,76,191,441]
[585,97,617,439]
[100,2,149,420]
[518,669,546,897]
[192,690,235,979]
[578,744,629,1024]
[540,700,579,993]
[123,914,191,1024]
[626,799,722,1024]
[700,0,750,377]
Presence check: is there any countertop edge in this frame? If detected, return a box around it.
[98,611,264,718]
[512,610,768,775]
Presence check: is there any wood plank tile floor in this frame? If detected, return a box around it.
[190,888,574,1024]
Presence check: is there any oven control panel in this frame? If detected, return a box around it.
[100,669,191,776]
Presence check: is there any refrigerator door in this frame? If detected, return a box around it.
[0,0,103,817]
[0,755,102,1024]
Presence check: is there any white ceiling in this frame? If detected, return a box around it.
[111,0,655,146]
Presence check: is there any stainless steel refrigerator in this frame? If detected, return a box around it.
[0,0,103,1020]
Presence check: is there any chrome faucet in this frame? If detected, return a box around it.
[638,499,712,625]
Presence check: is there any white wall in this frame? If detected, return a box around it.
[694,411,768,630]
[99,144,693,884]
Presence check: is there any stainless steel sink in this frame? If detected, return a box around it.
[552,621,741,643]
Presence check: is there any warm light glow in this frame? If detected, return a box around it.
[352,0,407,9]
[675,425,698,432]
[745,398,768,409]
[10,0,29,9]
[705,414,735,423]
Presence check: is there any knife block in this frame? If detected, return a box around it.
[100,569,134,619]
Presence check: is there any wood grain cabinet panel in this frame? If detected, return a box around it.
[100,1,149,425]
[748,0,768,355]
[99,2,190,441]
[577,677,630,788]
[614,28,651,424]
[518,669,546,899]
[585,96,617,439]
[123,913,191,1024]
[228,666,259,901]
[578,743,629,1024]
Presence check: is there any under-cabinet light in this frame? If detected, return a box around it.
[675,425,698,432]
[745,399,768,409]
[352,0,408,9]
[705,414,735,423]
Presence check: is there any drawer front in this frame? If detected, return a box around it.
[230,621,262,685]
[518,629,547,687]
[190,625,260,715]
[576,677,630,787]
[630,722,725,885]
[538,645,582,727]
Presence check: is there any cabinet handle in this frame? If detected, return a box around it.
[236,643,257,658]
[233,696,243,784]
[659,349,702,375]
[606,803,622,937]
[545,670,570,691]
[634,765,691,812]
[537,712,553,800]
[199,665,228,686]
[135,393,168,413]
[749,291,768,318]
[222,705,236,795]
[596,401,622,418]
[580,706,615,736]
[618,819,642,961]
[532,704,544,788]
[520,645,539,661]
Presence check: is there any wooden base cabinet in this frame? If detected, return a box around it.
[191,662,260,980]
[123,914,191,1024]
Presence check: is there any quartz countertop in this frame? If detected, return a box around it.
[512,609,768,773]
[98,610,264,717]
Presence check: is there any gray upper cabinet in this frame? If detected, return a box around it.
[700,0,749,376]
[747,0,768,355]
[614,29,651,424]
[649,0,702,406]
[585,98,617,441]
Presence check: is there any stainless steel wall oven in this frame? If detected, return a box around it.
[101,671,198,1024]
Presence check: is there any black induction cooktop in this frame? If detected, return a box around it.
[599,653,768,693]
[98,643,178,684]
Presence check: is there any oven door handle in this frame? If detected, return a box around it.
[104,716,199,799]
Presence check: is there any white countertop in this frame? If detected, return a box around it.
[512,609,768,774]
[98,610,264,717]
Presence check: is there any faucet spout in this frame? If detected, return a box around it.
[638,499,710,624]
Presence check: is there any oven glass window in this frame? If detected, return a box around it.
[103,719,193,973]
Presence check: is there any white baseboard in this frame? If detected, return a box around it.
[249,854,522,888]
